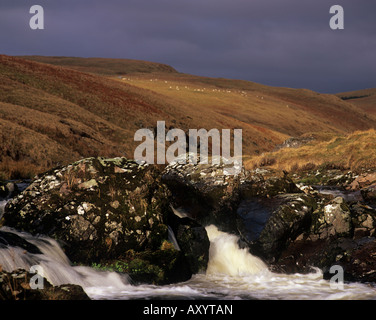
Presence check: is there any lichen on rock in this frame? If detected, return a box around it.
[2,157,210,285]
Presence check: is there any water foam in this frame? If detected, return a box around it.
[205,225,268,276]
[0,227,131,297]
[0,222,375,300]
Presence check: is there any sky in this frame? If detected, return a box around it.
[0,0,375,93]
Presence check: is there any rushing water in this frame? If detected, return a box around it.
[0,201,376,300]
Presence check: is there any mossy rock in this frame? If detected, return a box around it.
[3,157,211,285]
[3,157,172,264]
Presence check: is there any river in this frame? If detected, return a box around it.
[1,221,375,300]
[1,187,376,300]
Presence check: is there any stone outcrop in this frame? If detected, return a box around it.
[271,177,376,282]
[2,154,376,287]
[2,157,209,285]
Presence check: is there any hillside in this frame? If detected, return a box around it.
[18,56,178,75]
[22,56,375,137]
[0,55,375,179]
[245,129,376,173]
[337,88,376,116]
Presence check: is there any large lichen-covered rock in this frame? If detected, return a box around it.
[162,154,302,244]
[2,157,211,285]
[240,169,301,198]
[3,157,172,264]
[310,197,353,240]
[161,154,246,233]
[270,195,376,280]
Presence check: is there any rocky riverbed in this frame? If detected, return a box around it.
[1,156,376,299]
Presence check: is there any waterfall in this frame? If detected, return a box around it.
[205,225,268,276]
[0,227,130,297]
[0,200,8,220]
[1,202,375,300]
[167,225,181,251]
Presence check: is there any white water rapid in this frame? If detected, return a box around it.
[0,197,375,300]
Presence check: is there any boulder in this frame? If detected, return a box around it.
[162,155,301,236]
[2,157,210,285]
[168,212,210,275]
[161,154,245,233]
[0,182,18,200]
[361,185,376,202]
[270,194,376,281]
[348,173,376,190]
[349,202,376,238]
[273,235,376,283]
[0,268,90,300]
[310,197,353,240]
[245,193,316,263]
[239,169,302,198]
[3,157,172,263]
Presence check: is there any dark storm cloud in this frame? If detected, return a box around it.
[0,0,375,93]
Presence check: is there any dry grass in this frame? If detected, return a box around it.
[1,55,376,179]
[336,88,376,116]
[0,159,44,180]
[18,55,178,76]
[245,129,376,173]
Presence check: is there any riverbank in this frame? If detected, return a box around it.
[1,156,376,299]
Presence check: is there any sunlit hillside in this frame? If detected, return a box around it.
[245,129,376,173]
[0,55,375,179]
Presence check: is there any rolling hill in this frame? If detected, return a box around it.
[337,88,376,116]
[0,54,375,179]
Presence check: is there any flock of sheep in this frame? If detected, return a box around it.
[120,76,250,97]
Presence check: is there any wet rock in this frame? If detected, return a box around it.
[361,185,376,202]
[246,193,316,263]
[275,236,376,283]
[161,154,245,233]
[162,154,301,235]
[0,268,90,300]
[2,157,211,285]
[310,197,353,240]
[333,238,376,283]
[0,182,19,200]
[0,229,41,254]
[271,194,376,281]
[168,212,210,275]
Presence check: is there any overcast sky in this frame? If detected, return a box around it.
[0,0,375,93]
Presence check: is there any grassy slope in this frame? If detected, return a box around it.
[1,55,375,178]
[23,56,374,136]
[245,129,376,173]
[337,88,376,116]
[18,56,178,75]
